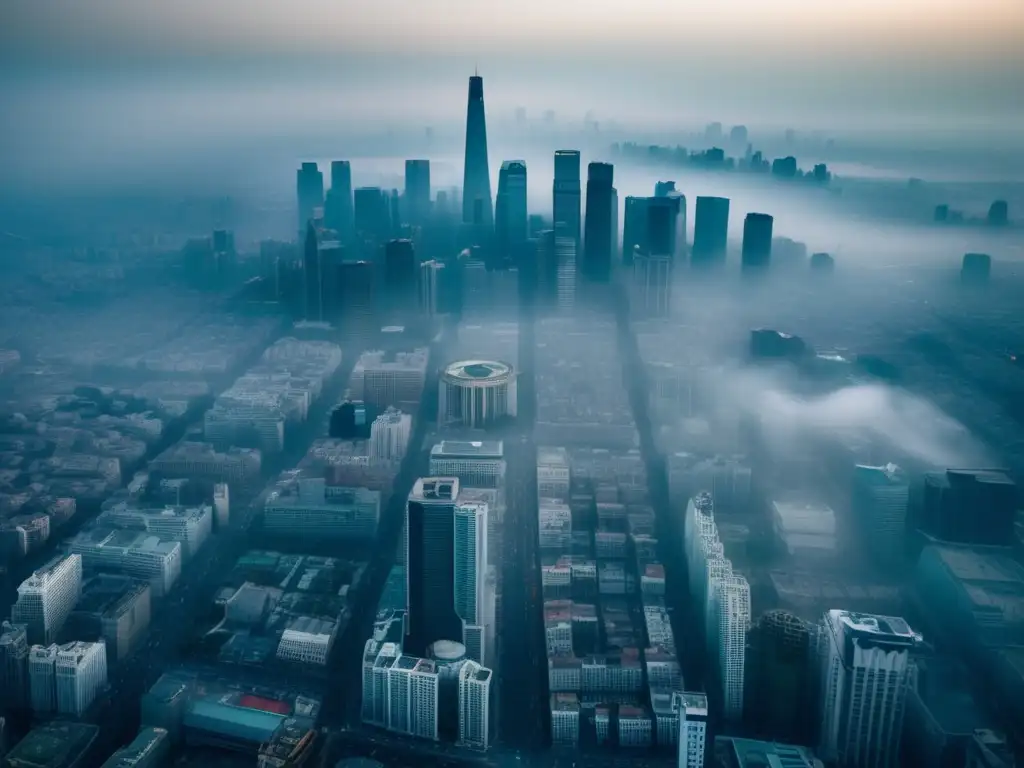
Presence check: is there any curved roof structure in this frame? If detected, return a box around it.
[442,359,513,382]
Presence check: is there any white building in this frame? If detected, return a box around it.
[419,259,444,317]
[12,554,83,645]
[276,617,335,666]
[429,441,505,489]
[713,574,750,722]
[67,529,182,598]
[369,407,412,464]
[352,348,429,411]
[538,498,571,551]
[362,640,400,727]
[537,446,571,500]
[99,504,213,559]
[454,502,489,664]
[674,691,708,768]
[458,660,492,749]
[264,478,380,539]
[819,610,919,768]
[771,499,838,561]
[55,641,108,717]
[386,654,440,741]
[28,644,59,714]
[550,693,580,746]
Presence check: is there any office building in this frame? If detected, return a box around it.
[674,692,708,768]
[0,621,29,712]
[622,196,651,265]
[419,259,445,317]
[66,528,182,598]
[264,479,380,540]
[55,641,108,717]
[29,644,59,714]
[462,76,493,227]
[438,360,517,428]
[454,501,488,663]
[553,150,582,250]
[354,187,390,245]
[921,469,1017,545]
[333,260,376,338]
[369,407,412,464]
[741,213,773,272]
[325,160,353,240]
[429,441,505,489]
[276,617,336,666]
[12,554,83,645]
[405,159,431,227]
[405,478,462,653]
[329,400,375,440]
[647,196,678,257]
[4,721,98,768]
[65,574,151,663]
[692,196,730,267]
[550,693,581,746]
[583,162,615,280]
[537,446,571,500]
[631,254,672,318]
[458,660,492,749]
[853,463,909,566]
[303,223,324,321]
[818,610,918,768]
[494,161,528,267]
[296,162,324,236]
[99,504,213,560]
[713,736,817,768]
[744,610,813,745]
[99,727,170,768]
[352,348,429,411]
[384,239,417,316]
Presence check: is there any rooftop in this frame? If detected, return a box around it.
[716,736,817,768]
[442,359,513,381]
[5,721,99,768]
[431,440,504,458]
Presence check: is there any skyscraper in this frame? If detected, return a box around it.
[296,162,324,236]
[819,610,918,768]
[553,150,582,250]
[647,196,677,257]
[354,187,390,248]
[0,621,29,712]
[405,160,431,227]
[405,478,463,653]
[12,555,83,646]
[744,610,814,744]
[325,160,354,241]
[583,162,615,280]
[333,260,376,340]
[462,76,493,227]
[852,464,909,567]
[494,161,528,268]
[419,259,444,317]
[622,197,651,265]
[920,469,1016,545]
[631,254,672,318]
[458,660,492,749]
[384,239,417,315]
[692,196,730,267]
[741,213,774,272]
[454,501,489,664]
[303,222,323,322]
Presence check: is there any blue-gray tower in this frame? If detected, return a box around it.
[462,75,493,227]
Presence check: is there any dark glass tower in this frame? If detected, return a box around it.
[462,76,493,227]
[405,160,431,227]
[303,221,322,321]
[741,212,774,272]
[553,150,582,251]
[384,238,417,315]
[296,162,324,236]
[495,160,528,268]
[692,196,730,267]
[325,160,353,241]
[583,162,615,280]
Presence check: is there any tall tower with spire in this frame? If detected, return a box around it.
[462,75,493,227]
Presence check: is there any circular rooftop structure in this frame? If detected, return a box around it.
[442,359,513,382]
[427,640,467,664]
[439,360,517,428]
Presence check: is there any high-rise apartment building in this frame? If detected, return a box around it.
[458,660,492,749]
[495,161,528,268]
[12,554,83,645]
[583,162,615,280]
[454,501,488,664]
[388,654,440,741]
[714,574,750,721]
[853,463,909,566]
[819,610,918,768]
[692,196,730,267]
[405,478,463,653]
[405,159,431,227]
[741,213,774,272]
[553,150,582,251]
[325,160,354,240]
[674,691,708,768]
[369,407,412,464]
[296,162,324,236]
[0,621,29,712]
[462,76,493,227]
[29,644,59,714]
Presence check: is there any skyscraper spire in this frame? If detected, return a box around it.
[462,75,493,227]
